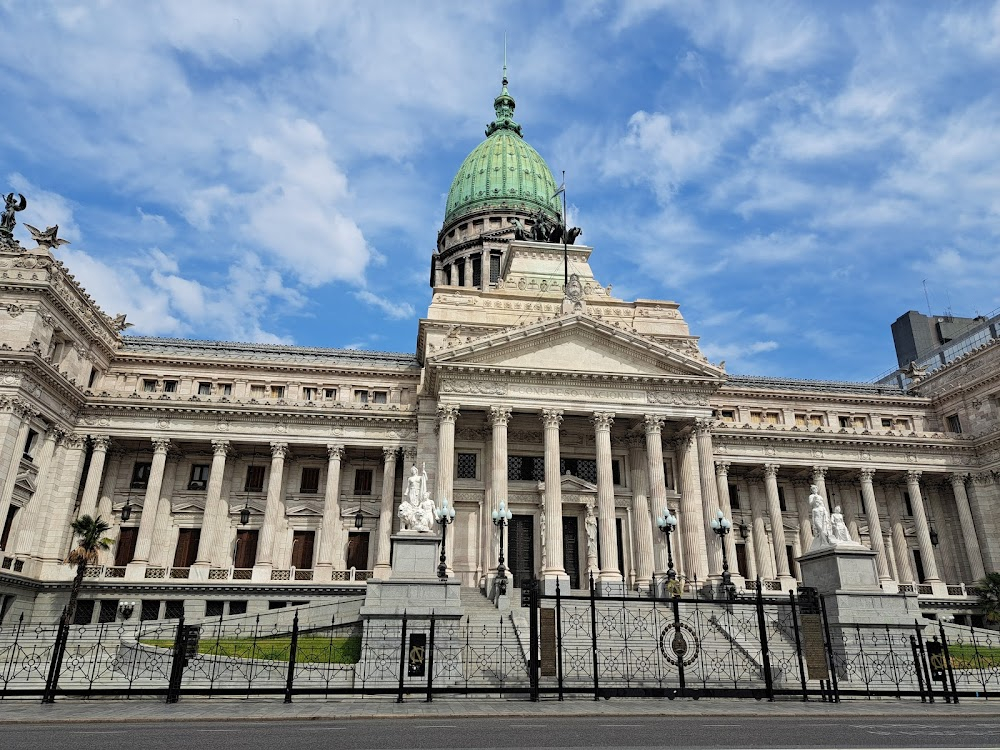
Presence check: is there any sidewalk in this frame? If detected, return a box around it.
[0,695,995,724]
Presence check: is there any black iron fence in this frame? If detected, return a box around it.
[2,582,998,703]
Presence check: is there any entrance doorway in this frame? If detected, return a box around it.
[508,515,534,588]
[562,517,580,589]
[346,532,370,570]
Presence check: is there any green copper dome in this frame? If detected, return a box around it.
[443,72,562,227]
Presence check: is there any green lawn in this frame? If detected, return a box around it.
[140,635,362,664]
[941,643,1000,670]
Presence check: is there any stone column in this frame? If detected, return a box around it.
[255,442,288,569]
[644,416,667,580]
[38,434,89,564]
[763,465,792,581]
[77,435,111,518]
[747,477,775,581]
[950,473,986,583]
[489,406,512,587]
[436,404,460,576]
[811,466,829,504]
[96,450,123,523]
[793,480,813,553]
[694,419,723,579]
[628,435,654,594]
[541,409,566,590]
[886,484,913,584]
[131,438,170,565]
[13,427,60,557]
[0,408,32,541]
[968,473,1000,574]
[714,461,739,581]
[906,470,943,591]
[193,440,231,568]
[373,447,399,578]
[593,412,621,593]
[738,480,758,581]
[858,468,891,582]
[677,433,708,583]
[316,445,346,576]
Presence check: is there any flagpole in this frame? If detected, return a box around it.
[562,170,568,289]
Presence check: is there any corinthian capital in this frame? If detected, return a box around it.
[541,409,563,428]
[270,441,289,459]
[763,463,780,478]
[858,467,876,483]
[382,446,398,463]
[211,439,231,457]
[949,472,968,487]
[151,437,171,454]
[90,435,112,452]
[694,417,713,435]
[715,461,730,477]
[643,415,664,435]
[437,404,460,424]
[489,405,512,426]
[906,469,922,484]
[592,412,615,431]
[327,444,345,461]
[811,465,827,482]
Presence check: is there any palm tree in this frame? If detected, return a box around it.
[63,514,114,626]
[977,572,1000,628]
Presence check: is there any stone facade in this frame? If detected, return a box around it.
[1,79,998,626]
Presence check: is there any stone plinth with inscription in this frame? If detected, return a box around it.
[360,532,462,619]
[798,545,919,628]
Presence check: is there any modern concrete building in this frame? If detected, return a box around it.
[1,74,997,626]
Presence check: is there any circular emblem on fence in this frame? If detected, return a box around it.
[658,622,700,667]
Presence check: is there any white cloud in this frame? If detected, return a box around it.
[353,290,415,321]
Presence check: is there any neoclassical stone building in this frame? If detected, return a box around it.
[1,75,998,625]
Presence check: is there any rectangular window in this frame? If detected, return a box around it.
[750,411,762,424]
[324,388,337,399]
[354,468,373,495]
[946,414,962,434]
[838,416,850,428]
[456,453,477,479]
[0,506,18,549]
[903,491,914,517]
[765,411,780,425]
[300,467,320,493]
[220,383,232,396]
[268,601,287,610]
[163,380,177,393]
[291,530,316,569]
[728,483,740,510]
[142,379,157,393]
[719,409,736,422]
[130,461,152,489]
[302,387,316,401]
[354,390,369,403]
[163,601,185,620]
[809,415,823,427]
[188,464,210,490]
[663,460,675,491]
[140,600,161,621]
[372,391,387,404]
[612,459,622,486]
[912,549,926,583]
[197,382,211,396]
[852,416,867,429]
[250,384,266,398]
[228,600,248,615]
[98,600,118,623]
[245,465,265,492]
[73,600,95,625]
[881,418,893,428]
[561,457,597,484]
[507,455,544,481]
[172,529,200,568]
[270,385,285,399]
[472,255,482,287]
[777,485,787,512]
[205,601,225,618]
[234,530,258,569]
[786,545,797,579]
[23,429,38,458]
[795,414,807,427]
[87,368,97,388]
[114,527,139,566]
[490,253,501,284]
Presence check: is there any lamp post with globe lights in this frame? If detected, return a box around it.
[435,497,456,580]
[492,500,513,595]
[656,508,678,581]
[710,509,735,598]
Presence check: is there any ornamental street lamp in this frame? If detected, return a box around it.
[117,601,136,620]
[492,500,513,595]
[710,509,734,597]
[354,507,365,529]
[435,496,456,580]
[656,508,678,581]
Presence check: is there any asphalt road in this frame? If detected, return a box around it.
[2,716,999,749]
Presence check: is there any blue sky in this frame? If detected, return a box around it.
[2,1,999,381]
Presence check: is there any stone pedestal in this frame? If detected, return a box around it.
[360,532,462,619]
[798,544,920,628]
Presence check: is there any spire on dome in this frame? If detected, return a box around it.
[486,41,522,137]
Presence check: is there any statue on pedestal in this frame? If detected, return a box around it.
[398,463,435,532]
[809,485,863,550]
[830,505,854,544]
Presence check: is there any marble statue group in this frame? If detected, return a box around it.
[808,484,858,551]
[398,463,436,533]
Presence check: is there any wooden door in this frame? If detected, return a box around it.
[234,530,259,569]
[507,515,534,588]
[291,530,316,570]
[114,527,139,566]
[173,528,200,567]
[562,517,580,589]
[346,532,370,570]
